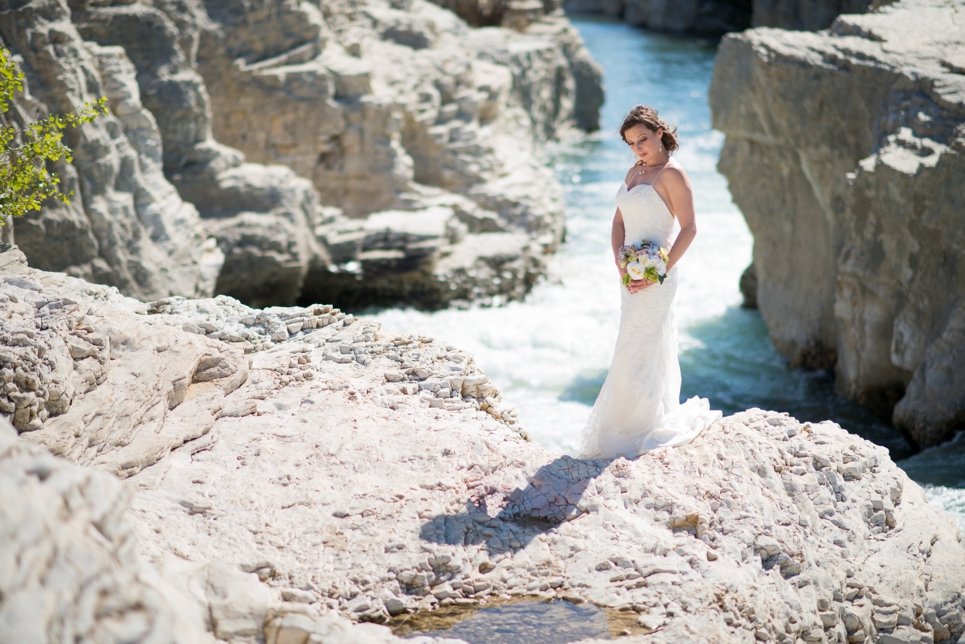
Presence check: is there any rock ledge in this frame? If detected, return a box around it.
[1,253,963,642]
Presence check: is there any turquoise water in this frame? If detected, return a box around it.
[371,17,964,531]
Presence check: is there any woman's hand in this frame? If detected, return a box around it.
[626,278,654,294]
[617,262,654,294]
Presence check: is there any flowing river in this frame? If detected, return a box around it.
[370,17,965,531]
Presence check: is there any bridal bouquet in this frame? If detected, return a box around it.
[618,240,669,287]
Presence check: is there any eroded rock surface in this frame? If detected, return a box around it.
[0,248,248,477]
[0,417,214,643]
[0,14,221,301]
[2,0,602,310]
[2,253,963,643]
[710,0,965,448]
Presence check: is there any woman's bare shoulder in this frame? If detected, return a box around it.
[660,162,691,188]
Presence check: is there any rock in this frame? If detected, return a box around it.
[73,3,326,309]
[4,261,964,642]
[564,0,873,34]
[263,611,446,644]
[0,270,248,478]
[194,0,600,308]
[428,0,555,31]
[739,262,757,309]
[752,0,872,30]
[0,409,427,643]
[0,416,213,643]
[2,0,601,311]
[0,9,221,301]
[427,0,603,130]
[204,564,276,640]
[186,164,326,308]
[197,0,600,309]
[709,0,965,448]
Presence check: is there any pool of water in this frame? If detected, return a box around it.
[391,598,649,642]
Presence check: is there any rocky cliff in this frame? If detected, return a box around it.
[2,246,964,642]
[0,0,602,309]
[709,0,965,449]
[563,0,873,34]
[752,0,874,30]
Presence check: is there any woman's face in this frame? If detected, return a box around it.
[624,124,664,165]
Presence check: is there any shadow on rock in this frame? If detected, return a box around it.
[420,455,613,555]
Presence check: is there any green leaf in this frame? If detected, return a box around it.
[0,48,108,225]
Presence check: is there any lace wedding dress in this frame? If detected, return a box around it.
[580,176,721,459]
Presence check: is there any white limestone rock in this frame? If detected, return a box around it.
[0,259,248,478]
[194,0,602,309]
[0,9,220,300]
[4,0,601,310]
[709,0,965,448]
[74,1,329,309]
[3,258,962,642]
[0,416,214,643]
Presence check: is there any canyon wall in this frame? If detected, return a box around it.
[709,0,964,448]
[563,0,874,34]
[1,0,602,309]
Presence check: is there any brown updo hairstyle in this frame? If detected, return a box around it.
[619,105,679,154]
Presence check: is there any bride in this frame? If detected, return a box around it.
[580,105,721,459]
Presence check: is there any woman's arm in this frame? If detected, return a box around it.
[612,207,626,278]
[661,167,697,273]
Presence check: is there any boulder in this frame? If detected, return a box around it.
[709,0,965,447]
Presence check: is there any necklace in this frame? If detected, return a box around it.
[633,156,669,178]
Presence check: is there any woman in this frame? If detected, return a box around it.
[580,105,720,459]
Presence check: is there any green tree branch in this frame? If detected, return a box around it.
[0,48,108,238]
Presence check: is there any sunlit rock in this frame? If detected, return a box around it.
[710,0,965,448]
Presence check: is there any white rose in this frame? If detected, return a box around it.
[626,261,645,281]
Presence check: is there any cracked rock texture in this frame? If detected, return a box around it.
[2,246,964,642]
[1,0,601,310]
[710,0,965,449]
[0,417,213,643]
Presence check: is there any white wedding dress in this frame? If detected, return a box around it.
[580,176,721,459]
